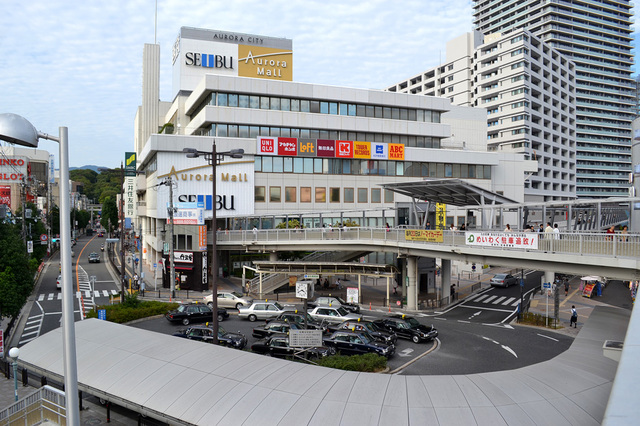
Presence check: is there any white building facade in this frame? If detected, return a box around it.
[134,27,536,290]
[387,29,577,203]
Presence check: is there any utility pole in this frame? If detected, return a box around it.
[119,163,126,303]
[138,222,143,283]
[168,177,176,298]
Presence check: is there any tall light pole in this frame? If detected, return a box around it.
[8,347,19,402]
[158,177,176,297]
[183,142,243,344]
[0,113,80,424]
[120,163,126,303]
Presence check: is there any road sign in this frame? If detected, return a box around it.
[296,282,308,299]
[304,274,319,279]
[40,234,47,242]
[543,282,551,289]
[98,309,106,321]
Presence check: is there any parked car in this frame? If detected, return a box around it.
[308,305,362,325]
[98,232,104,237]
[203,291,253,310]
[252,320,301,338]
[87,252,101,263]
[327,320,397,345]
[165,303,229,326]
[307,296,360,313]
[490,273,517,287]
[374,315,438,344]
[173,325,247,349]
[251,335,335,359]
[272,311,325,331]
[56,274,62,290]
[323,330,395,358]
[238,301,293,322]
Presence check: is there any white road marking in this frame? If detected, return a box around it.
[537,333,559,342]
[456,304,513,313]
[38,294,45,301]
[483,296,497,303]
[502,345,518,358]
[474,295,489,302]
[457,320,471,323]
[502,297,516,305]
[492,296,507,304]
[397,348,414,357]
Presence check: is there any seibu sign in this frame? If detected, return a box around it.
[0,157,27,182]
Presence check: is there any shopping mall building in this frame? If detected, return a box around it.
[133,27,536,291]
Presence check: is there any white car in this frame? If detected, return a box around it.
[203,291,253,310]
[308,305,362,325]
[56,275,62,290]
[238,301,293,322]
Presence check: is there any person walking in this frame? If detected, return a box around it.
[252,225,258,241]
[450,283,456,301]
[553,223,560,240]
[564,279,570,296]
[504,224,512,232]
[570,305,578,328]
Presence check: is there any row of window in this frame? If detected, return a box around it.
[255,186,394,204]
[191,92,442,124]
[255,156,493,179]
[203,124,443,148]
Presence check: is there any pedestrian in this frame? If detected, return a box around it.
[393,281,398,295]
[336,278,342,289]
[539,224,544,234]
[252,225,258,240]
[606,225,615,241]
[450,283,456,301]
[133,273,139,290]
[553,223,560,239]
[570,305,578,328]
[621,225,629,242]
[504,224,512,232]
[564,279,570,296]
[459,223,466,231]
[426,221,431,230]
[323,278,329,289]
[545,222,553,234]
[386,223,390,232]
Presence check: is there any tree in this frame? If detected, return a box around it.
[101,196,118,234]
[0,221,34,319]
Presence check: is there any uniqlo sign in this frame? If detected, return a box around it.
[257,137,277,155]
[336,140,353,158]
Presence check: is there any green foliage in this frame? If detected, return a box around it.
[85,299,179,324]
[276,219,303,229]
[518,312,558,328]
[0,221,35,318]
[316,353,387,372]
[100,196,118,233]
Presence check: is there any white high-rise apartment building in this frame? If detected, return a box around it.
[387,29,577,202]
[472,0,634,198]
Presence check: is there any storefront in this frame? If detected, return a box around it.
[162,250,208,291]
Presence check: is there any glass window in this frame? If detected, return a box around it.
[342,159,351,174]
[400,108,408,120]
[437,163,445,177]
[344,188,354,203]
[383,107,392,119]
[444,164,453,178]
[283,157,293,173]
[358,188,368,203]
[271,127,280,137]
[300,187,311,202]
[285,187,296,202]
[217,93,228,106]
[384,189,394,203]
[281,98,290,111]
[348,104,357,116]
[249,126,260,138]
[314,158,323,173]
[255,186,266,202]
[339,103,348,115]
[239,94,249,108]
[249,96,260,109]
[460,164,468,178]
[291,99,300,112]
[483,165,492,179]
[329,102,338,115]
[303,158,313,173]
[468,164,476,178]
[320,102,329,114]
[366,105,375,117]
[270,187,281,202]
[300,100,310,112]
[254,156,262,172]
[272,157,283,173]
[392,108,400,120]
[315,187,326,202]
[260,126,270,136]
[371,188,381,203]
[421,163,429,177]
[452,164,460,178]
[260,96,270,109]
[239,125,249,138]
[356,105,366,116]
[330,188,340,202]
[217,125,227,137]
[396,162,404,176]
[280,127,290,137]
[261,156,273,172]
[408,109,417,121]
[310,101,320,113]
[270,97,280,110]
[228,93,238,107]
[228,125,238,138]
[375,106,383,118]
[293,157,304,173]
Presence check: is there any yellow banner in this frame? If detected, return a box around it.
[405,230,444,242]
[353,141,371,159]
[435,203,446,230]
[238,45,293,81]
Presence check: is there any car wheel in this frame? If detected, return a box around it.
[248,314,257,322]
[207,302,213,308]
[412,335,420,344]
[265,352,272,357]
[235,302,243,310]
[217,314,225,322]
[182,318,190,326]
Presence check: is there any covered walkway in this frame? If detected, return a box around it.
[16,307,629,425]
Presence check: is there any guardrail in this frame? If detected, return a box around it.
[218,227,640,259]
[0,385,66,426]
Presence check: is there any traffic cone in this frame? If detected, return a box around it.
[369,302,372,311]
[388,304,391,313]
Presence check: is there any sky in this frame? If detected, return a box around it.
[0,1,635,169]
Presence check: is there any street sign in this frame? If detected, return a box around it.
[27,240,33,253]
[40,234,47,242]
[304,274,320,279]
[296,282,308,299]
[543,282,551,289]
[289,329,323,348]
[98,309,106,321]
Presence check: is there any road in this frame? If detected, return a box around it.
[17,234,120,346]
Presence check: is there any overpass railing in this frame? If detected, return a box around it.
[218,227,640,259]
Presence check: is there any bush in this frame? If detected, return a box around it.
[316,353,387,372]
[85,298,179,324]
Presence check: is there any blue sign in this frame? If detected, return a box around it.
[543,282,551,289]
[98,309,106,321]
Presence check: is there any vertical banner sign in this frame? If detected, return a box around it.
[198,225,207,251]
[0,185,10,208]
[436,203,446,230]
[202,252,208,285]
[49,154,55,183]
[124,176,135,220]
[0,329,4,358]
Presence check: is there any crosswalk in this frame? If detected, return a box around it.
[465,293,521,307]
[37,289,119,302]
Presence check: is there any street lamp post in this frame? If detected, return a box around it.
[183,142,243,344]
[158,177,176,298]
[8,347,19,402]
[120,163,126,303]
[0,113,80,424]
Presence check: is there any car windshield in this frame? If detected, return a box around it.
[406,318,422,328]
[358,333,372,344]
[336,307,349,316]
[494,274,507,280]
[336,297,347,304]
[273,301,284,310]
[218,326,227,336]
[367,322,383,332]
[176,305,187,313]
[231,292,243,298]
